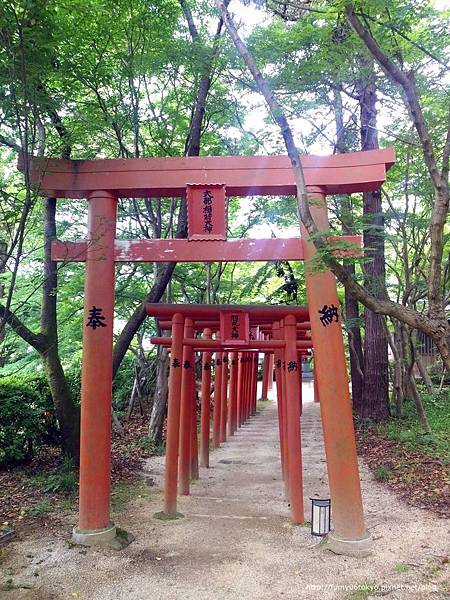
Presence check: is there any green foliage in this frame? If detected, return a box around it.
[0,0,449,461]
[0,355,140,464]
[136,436,160,456]
[0,376,49,466]
[111,481,151,512]
[373,465,391,482]
[28,457,77,495]
[428,361,450,385]
[30,499,54,517]
[380,390,450,463]
[394,562,410,574]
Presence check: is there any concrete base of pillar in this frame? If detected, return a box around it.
[72,522,117,546]
[326,530,373,558]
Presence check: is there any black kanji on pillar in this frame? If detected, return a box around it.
[86,306,107,329]
[287,360,298,372]
[318,304,339,327]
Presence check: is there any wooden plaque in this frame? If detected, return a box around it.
[220,311,250,346]
[186,183,227,241]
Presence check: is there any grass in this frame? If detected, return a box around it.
[28,457,78,495]
[373,465,391,482]
[345,581,378,600]
[111,481,153,512]
[394,562,410,574]
[30,499,53,517]
[1,577,14,592]
[136,436,162,455]
[119,435,163,459]
[376,390,450,464]
[59,497,74,511]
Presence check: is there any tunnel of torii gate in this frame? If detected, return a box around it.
[20,147,395,556]
[146,303,314,526]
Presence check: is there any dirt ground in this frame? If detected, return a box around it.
[1,385,449,600]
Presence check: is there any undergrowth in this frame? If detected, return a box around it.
[376,390,449,464]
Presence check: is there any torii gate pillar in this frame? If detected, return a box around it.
[73,191,117,545]
[302,186,372,557]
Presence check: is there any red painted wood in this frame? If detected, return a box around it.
[20,148,395,198]
[219,353,228,443]
[52,238,302,262]
[52,236,361,263]
[228,352,238,436]
[261,349,270,400]
[302,189,367,539]
[78,191,116,532]
[236,353,244,427]
[200,328,212,468]
[220,310,250,345]
[163,314,184,515]
[149,337,313,350]
[178,319,194,495]
[273,322,287,491]
[187,184,227,240]
[212,352,222,449]
[158,320,312,330]
[146,303,309,320]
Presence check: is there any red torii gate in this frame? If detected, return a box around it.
[20,147,395,557]
[147,304,313,525]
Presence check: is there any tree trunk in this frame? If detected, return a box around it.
[358,65,390,421]
[401,326,431,432]
[0,240,5,367]
[415,353,434,394]
[407,375,431,432]
[332,87,364,411]
[42,349,80,461]
[389,321,404,417]
[346,4,450,371]
[149,346,169,446]
[341,196,365,413]
[112,6,226,379]
[41,197,80,462]
[126,376,139,421]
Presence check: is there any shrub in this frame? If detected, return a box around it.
[382,391,449,464]
[21,372,60,444]
[112,354,136,413]
[0,368,83,466]
[30,499,53,516]
[0,377,46,466]
[427,361,450,385]
[0,353,147,465]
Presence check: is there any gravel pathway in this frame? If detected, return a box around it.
[2,387,448,600]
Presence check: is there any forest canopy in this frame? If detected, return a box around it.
[0,0,448,460]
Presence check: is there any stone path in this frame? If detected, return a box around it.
[2,388,449,600]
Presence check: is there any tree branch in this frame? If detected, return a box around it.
[345,4,441,190]
[355,10,449,68]
[216,0,450,369]
[0,303,46,353]
[0,134,22,153]
[179,0,199,39]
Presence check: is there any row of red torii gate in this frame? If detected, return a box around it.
[21,147,395,557]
